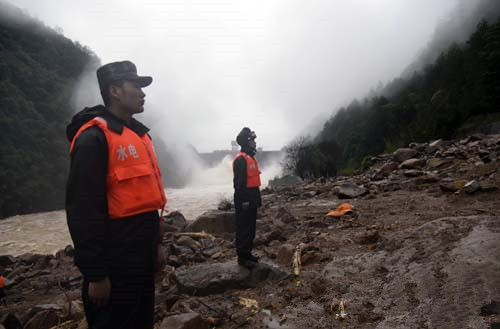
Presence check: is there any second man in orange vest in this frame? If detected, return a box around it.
[66,61,167,329]
[233,127,262,269]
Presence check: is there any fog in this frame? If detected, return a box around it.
[14,0,461,152]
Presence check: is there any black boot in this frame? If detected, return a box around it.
[238,257,257,269]
[247,254,259,262]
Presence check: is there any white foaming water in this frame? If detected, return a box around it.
[0,157,282,256]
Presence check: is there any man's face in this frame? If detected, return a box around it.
[111,80,146,115]
[249,138,257,149]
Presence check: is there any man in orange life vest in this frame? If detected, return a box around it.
[0,274,5,305]
[65,61,167,329]
[233,127,262,269]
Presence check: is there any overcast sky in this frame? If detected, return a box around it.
[15,0,459,152]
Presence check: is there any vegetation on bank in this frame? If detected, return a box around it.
[284,18,500,178]
[0,3,99,217]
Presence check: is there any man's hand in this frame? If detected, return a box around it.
[158,216,166,243]
[155,245,166,273]
[88,277,111,307]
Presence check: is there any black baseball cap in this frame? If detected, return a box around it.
[96,60,152,91]
[236,127,257,146]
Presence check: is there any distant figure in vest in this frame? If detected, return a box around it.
[65,61,167,329]
[0,274,5,305]
[233,127,262,269]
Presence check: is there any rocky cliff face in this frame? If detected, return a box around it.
[1,133,499,329]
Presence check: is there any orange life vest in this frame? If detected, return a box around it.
[233,152,261,188]
[70,117,167,219]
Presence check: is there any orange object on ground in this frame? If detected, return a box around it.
[326,203,354,217]
[70,117,167,218]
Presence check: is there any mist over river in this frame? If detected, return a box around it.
[0,157,282,256]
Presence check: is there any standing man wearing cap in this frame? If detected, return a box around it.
[65,61,167,329]
[233,127,262,269]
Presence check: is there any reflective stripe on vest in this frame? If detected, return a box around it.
[70,117,167,218]
[233,152,261,188]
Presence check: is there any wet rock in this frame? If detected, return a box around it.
[277,207,296,223]
[159,313,209,329]
[17,253,48,266]
[479,182,498,192]
[176,236,201,251]
[303,191,317,198]
[463,180,481,194]
[409,142,427,152]
[480,150,496,163]
[414,174,440,184]
[427,157,453,169]
[369,169,386,181]
[64,300,85,321]
[21,304,63,325]
[173,261,287,296]
[335,183,368,199]
[76,319,88,329]
[310,277,330,295]
[393,148,418,163]
[426,139,444,154]
[301,251,321,264]
[480,300,500,316]
[269,175,303,189]
[443,147,466,158]
[186,210,235,234]
[201,245,223,258]
[276,243,295,265]
[23,309,59,329]
[400,158,424,169]
[380,161,399,175]
[64,245,74,257]
[439,180,468,192]
[0,255,16,267]
[353,230,379,244]
[164,211,188,232]
[265,230,287,244]
[6,265,30,279]
[403,169,424,177]
[1,313,22,329]
[167,255,183,268]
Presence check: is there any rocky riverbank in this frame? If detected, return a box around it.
[1,133,500,329]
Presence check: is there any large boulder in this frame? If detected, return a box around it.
[393,148,418,163]
[173,261,287,296]
[159,313,209,329]
[334,183,368,199]
[268,175,303,189]
[164,211,188,232]
[379,161,399,175]
[186,210,235,234]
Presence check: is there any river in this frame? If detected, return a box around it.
[0,157,282,256]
